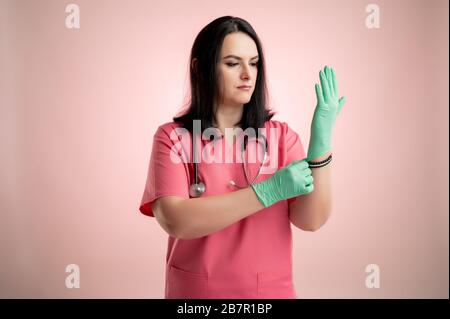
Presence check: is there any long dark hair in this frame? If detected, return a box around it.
[173,16,275,138]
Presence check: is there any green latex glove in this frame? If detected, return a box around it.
[251,159,314,208]
[306,66,346,162]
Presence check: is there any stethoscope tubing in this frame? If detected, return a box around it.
[190,132,268,197]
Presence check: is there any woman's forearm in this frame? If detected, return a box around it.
[289,151,332,231]
[171,187,265,239]
[166,151,333,238]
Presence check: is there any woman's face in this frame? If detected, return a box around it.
[216,32,259,108]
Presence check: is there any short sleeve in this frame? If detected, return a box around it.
[139,124,190,217]
[281,122,307,205]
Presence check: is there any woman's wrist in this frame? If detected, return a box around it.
[308,152,332,168]
[309,151,332,162]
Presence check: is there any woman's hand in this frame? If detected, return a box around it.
[307,66,346,162]
[251,159,314,208]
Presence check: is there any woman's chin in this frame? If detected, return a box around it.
[222,96,251,106]
[232,97,251,104]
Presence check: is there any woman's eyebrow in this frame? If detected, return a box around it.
[222,55,259,60]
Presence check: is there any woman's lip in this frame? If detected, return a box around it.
[237,86,251,89]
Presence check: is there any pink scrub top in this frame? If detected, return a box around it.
[139,119,306,299]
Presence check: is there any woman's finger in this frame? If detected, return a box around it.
[320,69,331,102]
[338,96,346,114]
[315,83,324,105]
[325,66,335,97]
[331,68,339,97]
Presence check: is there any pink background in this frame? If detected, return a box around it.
[0,0,448,298]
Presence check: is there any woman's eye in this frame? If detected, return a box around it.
[226,62,259,67]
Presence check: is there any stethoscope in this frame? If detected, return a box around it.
[189,133,268,198]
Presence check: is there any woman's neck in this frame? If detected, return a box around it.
[213,103,244,135]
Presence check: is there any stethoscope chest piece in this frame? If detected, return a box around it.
[189,181,206,198]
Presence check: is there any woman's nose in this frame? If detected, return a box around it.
[241,69,250,80]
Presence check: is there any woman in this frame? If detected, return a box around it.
[139,16,346,299]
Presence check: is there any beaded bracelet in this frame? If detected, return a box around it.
[308,153,332,168]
